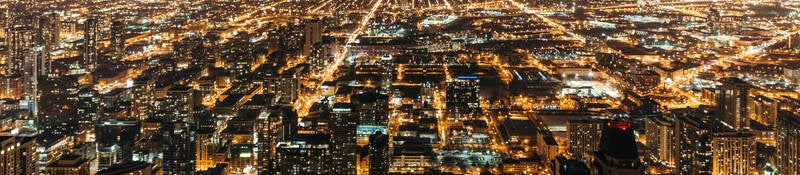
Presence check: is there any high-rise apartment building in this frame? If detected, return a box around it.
[566,119,603,161]
[0,136,38,175]
[83,17,99,72]
[674,114,713,175]
[715,77,751,130]
[711,132,756,175]
[776,111,800,175]
[161,122,195,175]
[646,115,675,168]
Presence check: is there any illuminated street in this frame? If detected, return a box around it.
[1,0,800,174]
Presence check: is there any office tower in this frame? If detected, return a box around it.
[267,24,303,54]
[161,122,195,175]
[36,14,56,76]
[674,114,713,175]
[83,17,99,72]
[165,85,195,122]
[369,132,390,175]
[445,76,481,117]
[776,111,800,175]
[0,136,38,175]
[715,77,751,130]
[5,16,47,120]
[308,42,336,77]
[130,77,155,120]
[566,119,603,161]
[302,19,322,57]
[711,131,756,174]
[330,103,357,174]
[275,134,332,174]
[264,70,300,104]
[592,119,644,175]
[75,87,99,133]
[646,115,675,168]
[5,21,34,76]
[748,95,778,126]
[110,19,125,60]
[378,57,393,95]
[95,120,140,169]
[351,92,389,125]
[41,12,60,50]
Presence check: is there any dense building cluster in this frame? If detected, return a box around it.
[0,0,799,174]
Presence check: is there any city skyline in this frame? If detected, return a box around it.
[0,0,799,174]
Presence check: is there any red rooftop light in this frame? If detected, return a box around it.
[607,120,631,131]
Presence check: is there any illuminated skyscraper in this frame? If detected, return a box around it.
[566,119,603,161]
[5,21,34,76]
[715,77,751,130]
[330,103,357,174]
[130,77,155,120]
[161,122,195,175]
[110,19,125,60]
[776,111,800,175]
[0,136,38,175]
[164,85,195,122]
[446,76,481,118]
[264,69,300,104]
[351,92,389,125]
[748,95,778,126]
[75,87,99,133]
[646,115,675,168]
[302,19,322,57]
[675,114,713,175]
[83,17,99,72]
[711,132,756,175]
[256,106,294,171]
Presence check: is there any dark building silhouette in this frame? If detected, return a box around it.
[592,120,643,175]
[369,131,390,175]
